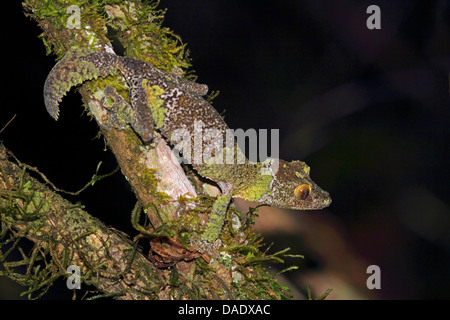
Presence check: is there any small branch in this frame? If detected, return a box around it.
[0,144,163,299]
[0,114,16,135]
[8,150,120,196]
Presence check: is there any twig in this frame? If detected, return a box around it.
[0,114,16,135]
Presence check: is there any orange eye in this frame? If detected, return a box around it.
[294,184,311,200]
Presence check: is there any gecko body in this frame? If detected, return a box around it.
[43,48,331,239]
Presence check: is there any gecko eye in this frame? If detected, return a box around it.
[294,184,311,200]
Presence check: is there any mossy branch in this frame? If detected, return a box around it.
[0,143,163,299]
[2,0,305,300]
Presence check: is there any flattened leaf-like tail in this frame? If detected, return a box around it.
[43,48,118,120]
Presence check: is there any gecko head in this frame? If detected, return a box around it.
[259,159,332,210]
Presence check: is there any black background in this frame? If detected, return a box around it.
[1,0,450,300]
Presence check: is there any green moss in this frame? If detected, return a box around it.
[23,0,110,58]
[104,2,196,77]
[140,166,159,189]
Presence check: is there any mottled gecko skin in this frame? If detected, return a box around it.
[43,48,331,211]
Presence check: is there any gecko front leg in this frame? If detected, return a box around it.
[169,66,209,96]
[202,195,231,243]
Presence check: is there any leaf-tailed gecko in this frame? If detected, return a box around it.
[43,48,331,241]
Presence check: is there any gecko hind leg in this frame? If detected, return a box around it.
[101,86,154,142]
[101,86,134,130]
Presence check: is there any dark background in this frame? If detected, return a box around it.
[1,0,449,299]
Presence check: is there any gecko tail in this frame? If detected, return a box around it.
[43,48,118,120]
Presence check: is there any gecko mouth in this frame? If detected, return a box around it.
[309,184,332,209]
